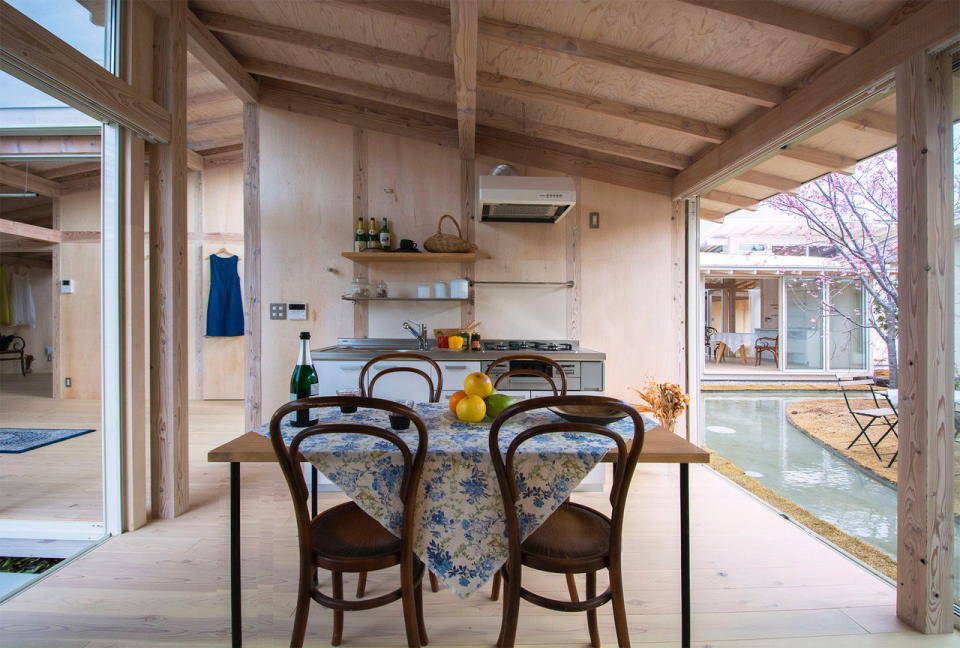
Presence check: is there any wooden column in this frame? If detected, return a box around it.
[564,176,581,339]
[243,102,262,430]
[351,127,369,338]
[148,0,189,519]
[460,156,476,328]
[721,279,737,332]
[895,51,954,634]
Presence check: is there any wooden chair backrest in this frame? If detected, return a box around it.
[488,395,645,567]
[486,354,568,396]
[359,353,443,402]
[268,396,428,567]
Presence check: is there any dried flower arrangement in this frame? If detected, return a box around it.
[629,378,690,433]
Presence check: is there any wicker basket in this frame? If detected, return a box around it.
[423,214,477,253]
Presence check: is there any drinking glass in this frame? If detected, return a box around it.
[337,388,360,413]
[389,400,415,431]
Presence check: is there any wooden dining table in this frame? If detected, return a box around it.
[209,419,709,648]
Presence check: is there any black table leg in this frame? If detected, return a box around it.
[311,465,318,518]
[231,462,242,648]
[680,463,690,648]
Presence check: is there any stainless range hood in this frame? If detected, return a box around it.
[478,175,577,223]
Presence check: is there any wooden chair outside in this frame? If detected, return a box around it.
[489,395,646,648]
[837,377,898,465]
[268,396,429,648]
[754,334,779,366]
[358,352,442,594]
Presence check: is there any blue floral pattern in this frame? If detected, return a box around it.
[254,402,655,598]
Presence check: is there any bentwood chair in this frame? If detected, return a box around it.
[754,334,779,366]
[268,396,429,648]
[704,326,717,358]
[485,354,569,602]
[489,395,645,648]
[358,352,442,594]
[837,376,898,465]
[485,354,568,396]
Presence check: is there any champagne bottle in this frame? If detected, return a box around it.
[366,218,380,249]
[354,217,365,252]
[379,217,391,251]
[290,332,319,427]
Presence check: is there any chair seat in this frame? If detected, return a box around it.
[311,502,401,566]
[853,408,896,417]
[521,502,610,571]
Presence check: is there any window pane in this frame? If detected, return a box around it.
[829,279,867,371]
[785,277,823,370]
[6,0,106,69]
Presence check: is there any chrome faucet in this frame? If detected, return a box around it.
[402,320,428,350]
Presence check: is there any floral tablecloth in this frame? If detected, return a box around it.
[254,401,655,598]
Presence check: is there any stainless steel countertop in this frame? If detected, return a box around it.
[312,338,606,362]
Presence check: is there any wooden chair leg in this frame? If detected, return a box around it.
[290,564,313,648]
[356,571,367,598]
[428,571,440,593]
[498,565,521,648]
[490,570,502,601]
[415,581,429,646]
[331,571,344,647]
[399,560,421,648]
[586,571,600,648]
[565,573,579,602]
[609,563,631,648]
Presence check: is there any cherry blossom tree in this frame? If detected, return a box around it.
[768,150,900,386]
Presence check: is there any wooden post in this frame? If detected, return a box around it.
[243,102,262,430]
[460,156,476,328]
[564,176,581,339]
[351,127,369,338]
[148,0,189,519]
[895,50,954,634]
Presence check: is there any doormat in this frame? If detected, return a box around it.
[0,428,95,453]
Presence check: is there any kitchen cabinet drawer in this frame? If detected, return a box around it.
[436,361,481,390]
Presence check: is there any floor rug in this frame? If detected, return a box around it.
[0,428,95,453]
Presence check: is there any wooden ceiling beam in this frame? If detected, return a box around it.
[778,145,857,171]
[196,10,454,80]
[699,208,728,222]
[477,73,728,144]
[672,0,959,198]
[0,163,61,197]
[839,108,897,135]
[478,19,784,107]
[702,189,758,210]
[476,129,672,195]
[329,0,782,106]
[186,148,204,172]
[185,10,259,103]
[190,135,245,153]
[202,144,243,168]
[0,217,61,243]
[186,114,243,131]
[735,170,800,193]
[0,135,101,156]
[39,161,101,180]
[677,0,868,55]
[450,0,478,160]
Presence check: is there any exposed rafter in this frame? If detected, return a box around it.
[39,161,101,180]
[699,208,727,222]
[839,108,897,135]
[0,135,101,156]
[0,218,62,243]
[735,170,800,193]
[702,189,758,210]
[185,10,258,103]
[477,72,729,144]
[0,163,61,197]
[677,0,868,55]
[196,10,454,79]
[450,0,478,160]
[672,0,959,198]
[778,145,856,171]
[186,114,244,131]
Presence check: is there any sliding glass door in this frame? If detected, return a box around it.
[784,277,824,370]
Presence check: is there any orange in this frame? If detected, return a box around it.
[448,390,467,414]
[456,394,487,422]
[463,372,494,398]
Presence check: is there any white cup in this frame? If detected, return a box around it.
[433,282,448,298]
[417,284,430,298]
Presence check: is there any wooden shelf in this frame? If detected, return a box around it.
[342,251,477,263]
[342,296,471,303]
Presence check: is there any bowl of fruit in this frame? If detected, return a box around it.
[448,372,516,423]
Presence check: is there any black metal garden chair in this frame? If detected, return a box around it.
[837,376,898,466]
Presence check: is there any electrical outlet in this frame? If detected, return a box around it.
[589,212,600,229]
[65,377,72,387]
[270,303,287,320]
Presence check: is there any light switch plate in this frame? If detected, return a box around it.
[269,303,287,320]
[589,212,600,229]
[287,303,308,320]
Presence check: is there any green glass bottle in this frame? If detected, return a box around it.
[354,217,365,252]
[290,331,318,427]
[379,217,391,251]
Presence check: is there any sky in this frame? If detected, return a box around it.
[0,0,104,109]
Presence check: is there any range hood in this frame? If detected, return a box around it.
[479,175,577,223]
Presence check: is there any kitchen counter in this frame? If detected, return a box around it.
[312,338,606,362]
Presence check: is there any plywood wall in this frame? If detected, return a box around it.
[58,188,101,399]
[257,106,682,413]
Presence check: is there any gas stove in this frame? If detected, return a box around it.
[482,339,576,352]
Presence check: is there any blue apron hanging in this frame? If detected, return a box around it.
[206,254,244,337]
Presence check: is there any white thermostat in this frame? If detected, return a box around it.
[60,279,74,294]
[287,303,308,320]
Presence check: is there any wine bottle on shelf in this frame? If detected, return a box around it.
[290,332,319,427]
[366,218,381,249]
[354,217,365,252]
[379,217,391,251]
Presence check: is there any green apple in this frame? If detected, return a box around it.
[484,393,514,417]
